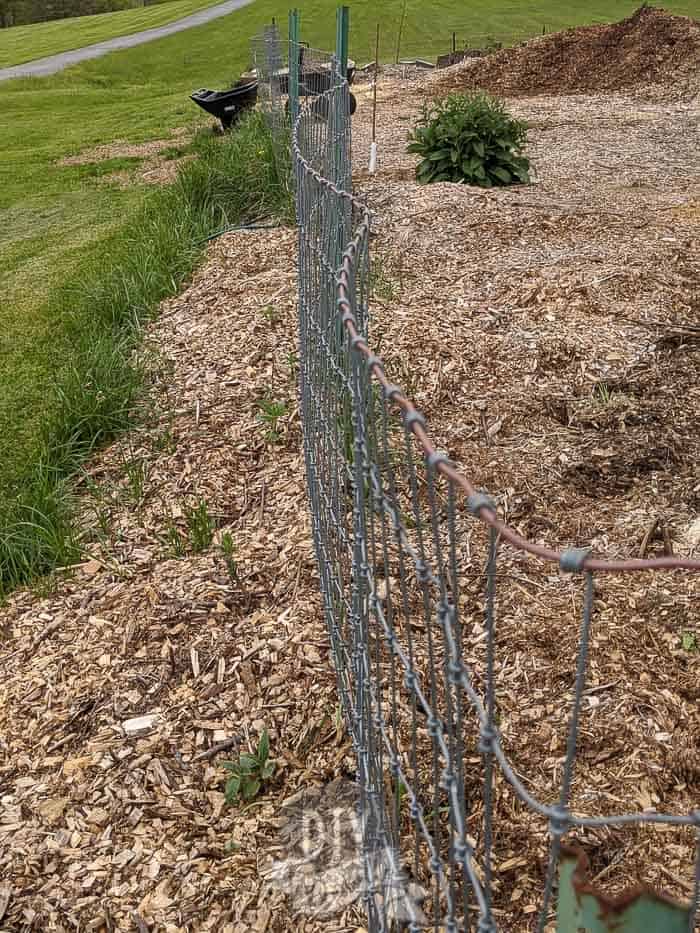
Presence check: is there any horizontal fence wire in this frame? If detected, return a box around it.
[254,31,700,932]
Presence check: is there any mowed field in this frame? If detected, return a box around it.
[0,0,697,573]
[2,0,700,67]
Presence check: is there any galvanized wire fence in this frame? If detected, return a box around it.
[251,25,290,184]
[255,30,700,932]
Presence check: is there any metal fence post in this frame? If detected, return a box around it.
[335,5,349,79]
[288,8,300,127]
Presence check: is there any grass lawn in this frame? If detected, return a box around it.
[0,0,227,68]
[0,0,696,585]
[388,0,699,57]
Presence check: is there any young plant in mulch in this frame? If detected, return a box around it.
[183,498,216,553]
[681,631,697,652]
[223,730,275,805]
[408,92,530,188]
[256,397,289,444]
[220,531,242,588]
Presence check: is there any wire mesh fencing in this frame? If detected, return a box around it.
[252,27,342,184]
[251,25,290,180]
[255,35,700,933]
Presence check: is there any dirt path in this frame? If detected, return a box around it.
[0,0,253,82]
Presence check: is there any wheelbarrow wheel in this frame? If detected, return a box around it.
[285,95,330,121]
[284,91,357,121]
[311,93,356,120]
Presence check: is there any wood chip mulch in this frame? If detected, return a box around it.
[433,5,700,101]
[351,66,699,925]
[0,230,364,932]
[1,52,698,933]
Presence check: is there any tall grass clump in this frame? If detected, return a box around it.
[0,112,292,596]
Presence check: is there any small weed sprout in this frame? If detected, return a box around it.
[220,531,241,587]
[286,351,299,382]
[184,499,216,553]
[256,397,288,444]
[122,455,150,506]
[152,427,177,454]
[158,499,215,557]
[395,780,408,809]
[370,257,399,303]
[681,631,697,652]
[594,382,612,405]
[30,572,61,601]
[83,475,114,545]
[223,730,275,805]
[94,505,112,543]
[260,304,279,324]
[163,515,186,557]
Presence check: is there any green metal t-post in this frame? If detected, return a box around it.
[288,8,300,126]
[557,850,692,933]
[335,5,349,79]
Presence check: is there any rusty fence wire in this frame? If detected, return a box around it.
[255,33,700,933]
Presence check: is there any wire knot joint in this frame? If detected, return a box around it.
[478,725,497,755]
[560,547,591,574]
[549,806,570,839]
[467,491,495,516]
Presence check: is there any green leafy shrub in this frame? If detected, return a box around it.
[407,92,530,188]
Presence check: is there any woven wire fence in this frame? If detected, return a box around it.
[255,32,700,932]
[253,25,340,177]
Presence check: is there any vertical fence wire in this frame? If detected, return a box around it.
[248,32,700,933]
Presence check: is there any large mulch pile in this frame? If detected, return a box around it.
[436,6,700,99]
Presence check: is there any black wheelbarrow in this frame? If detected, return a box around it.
[190,48,357,131]
[190,77,258,130]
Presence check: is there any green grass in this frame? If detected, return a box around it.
[0,0,226,68]
[0,0,697,591]
[376,0,699,59]
[0,110,292,592]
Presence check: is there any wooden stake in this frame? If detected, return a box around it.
[372,24,380,143]
[370,23,380,173]
[395,0,407,63]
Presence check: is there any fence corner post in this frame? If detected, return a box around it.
[335,5,349,79]
[288,8,300,126]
